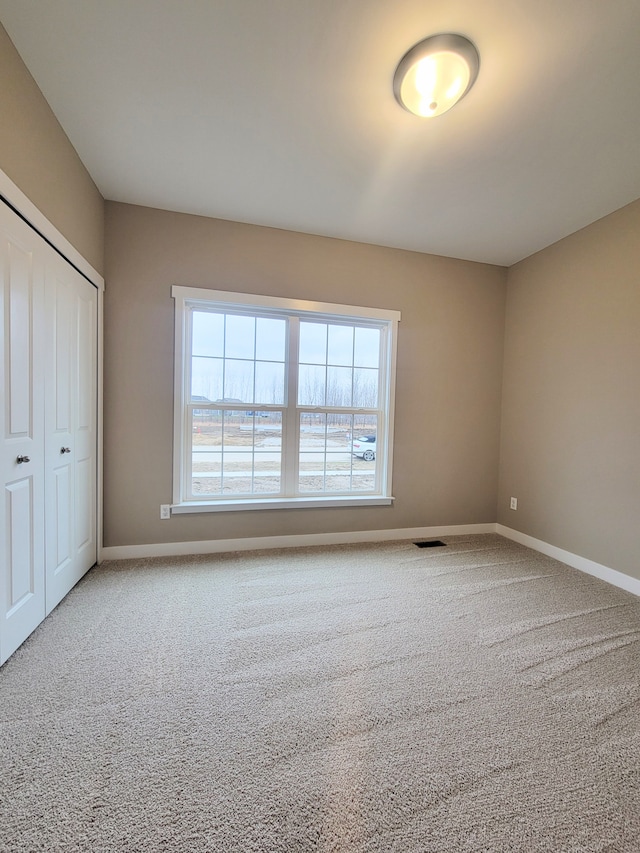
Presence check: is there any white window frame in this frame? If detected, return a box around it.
[171,286,400,513]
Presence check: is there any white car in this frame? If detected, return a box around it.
[352,435,376,461]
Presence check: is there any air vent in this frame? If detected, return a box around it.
[414,540,446,548]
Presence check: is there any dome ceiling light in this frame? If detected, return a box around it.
[393,33,480,118]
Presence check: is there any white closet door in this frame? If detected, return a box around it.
[0,205,46,664]
[72,274,98,584]
[45,254,97,613]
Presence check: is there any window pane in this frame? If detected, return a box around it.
[300,412,326,444]
[353,367,379,408]
[223,359,254,403]
[298,452,325,493]
[225,314,255,359]
[351,413,378,437]
[330,412,355,437]
[354,327,380,368]
[192,476,222,496]
[327,366,352,407]
[298,364,326,405]
[255,361,285,404]
[350,415,378,481]
[299,322,327,364]
[299,412,327,489]
[251,414,282,494]
[192,410,222,496]
[222,413,254,496]
[351,472,376,491]
[191,409,283,498]
[350,416,377,491]
[350,413,378,488]
[256,317,286,362]
[192,311,224,357]
[299,413,361,494]
[328,420,351,458]
[327,325,354,366]
[253,452,281,494]
[248,410,283,429]
[191,356,222,402]
[325,422,352,492]
[222,441,252,494]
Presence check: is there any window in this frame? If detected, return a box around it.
[171,287,400,512]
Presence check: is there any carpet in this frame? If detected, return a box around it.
[1,534,639,851]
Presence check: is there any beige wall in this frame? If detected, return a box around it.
[0,23,104,273]
[3,13,638,580]
[104,201,507,547]
[498,199,640,580]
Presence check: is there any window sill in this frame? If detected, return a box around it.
[170,495,395,514]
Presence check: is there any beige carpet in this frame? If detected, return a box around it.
[1,534,639,852]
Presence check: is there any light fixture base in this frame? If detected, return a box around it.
[393,33,480,118]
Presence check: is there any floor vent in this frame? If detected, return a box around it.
[414,540,446,548]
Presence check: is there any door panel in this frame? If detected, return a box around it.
[54,280,72,433]
[45,256,97,613]
[77,292,94,431]
[53,465,72,573]
[72,279,97,576]
[0,208,46,665]
[76,457,93,550]
[6,478,35,607]
[45,268,74,606]
[7,243,33,435]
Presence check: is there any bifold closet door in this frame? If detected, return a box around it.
[1,197,98,665]
[0,204,46,664]
[45,250,97,613]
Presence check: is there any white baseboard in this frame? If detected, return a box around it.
[496,524,640,598]
[100,523,496,561]
[100,523,640,600]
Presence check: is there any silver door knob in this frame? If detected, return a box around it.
[61,447,71,454]
[16,455,30,464]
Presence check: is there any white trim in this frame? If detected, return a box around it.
[101,520,640,598]
[0,168,104,291]
[496,524,640,598]
[96,284,105,563]
[101,523,495,561]
[383,316,399,497]
[170,495,394,513]
[172,288,186,506]
[171,285,401,322]
[283,317,299,495]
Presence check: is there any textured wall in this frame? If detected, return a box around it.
[0,23,104,273]
[498,198,640,580]
[104,201,507,547]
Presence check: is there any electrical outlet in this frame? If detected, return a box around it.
[160,504,171,520]
[510,497,518,511]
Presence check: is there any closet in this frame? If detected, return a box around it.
[0,198,98,665]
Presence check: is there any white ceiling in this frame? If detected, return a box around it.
[2,0,640,266]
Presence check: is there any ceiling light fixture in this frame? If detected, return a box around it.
[393,33,479,118]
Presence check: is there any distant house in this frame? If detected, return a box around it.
[191,394,212,419]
